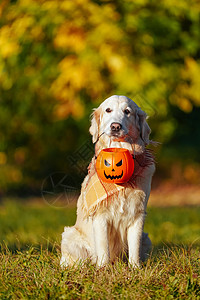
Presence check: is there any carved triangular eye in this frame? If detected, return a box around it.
[104,159,111,167]
[116,159,122,167]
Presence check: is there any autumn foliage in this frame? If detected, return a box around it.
[0,0,199,193]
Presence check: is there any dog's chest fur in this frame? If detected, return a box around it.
[93,186,146,259]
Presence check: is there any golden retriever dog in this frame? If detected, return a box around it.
[60,95,155,268]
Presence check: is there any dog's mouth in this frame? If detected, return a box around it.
[104,170,123,180]
[110,132,128,143]
[111,132,121,137]
[110,129,127,138]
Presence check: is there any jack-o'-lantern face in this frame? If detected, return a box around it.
[96,148,134,183]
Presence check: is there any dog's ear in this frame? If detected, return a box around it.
[136,109,151,145]
[89,108,100,143]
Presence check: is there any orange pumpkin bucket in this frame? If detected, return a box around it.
[96,148,134,183]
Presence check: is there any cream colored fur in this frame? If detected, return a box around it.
[60,95,155,268]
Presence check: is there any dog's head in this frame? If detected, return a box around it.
[89,95,151,151]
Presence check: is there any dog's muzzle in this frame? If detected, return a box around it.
[110,122,122,135]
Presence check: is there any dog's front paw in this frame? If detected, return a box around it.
[128,258,141,269]
[96,255,109,268]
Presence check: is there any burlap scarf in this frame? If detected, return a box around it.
[82,149,154,217]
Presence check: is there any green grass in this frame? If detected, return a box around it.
[0,198,200,299]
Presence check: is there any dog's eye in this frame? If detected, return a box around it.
[116,159,122,167]
[104,159,111,167]
[124,108,130,115]
[106,108,112,113]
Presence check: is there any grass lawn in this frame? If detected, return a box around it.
[0,198,200,299]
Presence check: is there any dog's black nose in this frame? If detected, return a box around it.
[110,122,122,132]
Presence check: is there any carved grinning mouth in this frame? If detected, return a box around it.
[104,170,123,180]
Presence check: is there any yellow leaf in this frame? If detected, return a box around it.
[177,98,193,113]
[0,26,20,58]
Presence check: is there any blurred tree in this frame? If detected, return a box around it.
[0,0,199,193]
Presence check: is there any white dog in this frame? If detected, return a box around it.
[60,95,155,268]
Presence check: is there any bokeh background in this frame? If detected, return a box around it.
[0,0,200,198]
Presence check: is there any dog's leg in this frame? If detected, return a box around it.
[92,214,109,267]
[127,215,144,268]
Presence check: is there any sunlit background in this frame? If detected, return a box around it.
[0,4,200,298]
[0,0,199,200]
